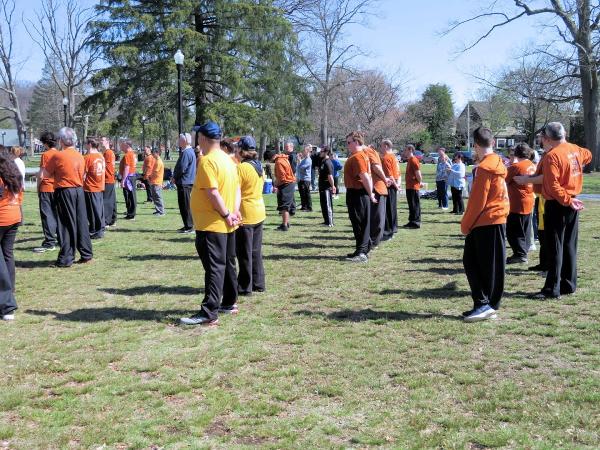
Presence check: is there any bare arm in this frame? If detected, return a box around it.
[328,174,336,194]
[415,170,423,184]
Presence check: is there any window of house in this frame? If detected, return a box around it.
[507,139,515,147]
[497,138,506,148]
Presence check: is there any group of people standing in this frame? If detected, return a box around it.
[460,123,591,322]
[0,120,592,326]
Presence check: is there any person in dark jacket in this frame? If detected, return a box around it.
[172,133,197,233]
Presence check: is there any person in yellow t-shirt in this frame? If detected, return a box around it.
[148,148,165,216]
[234,136,266,296]
[180,121,241,326]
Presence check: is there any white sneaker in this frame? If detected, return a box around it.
[464,305,496,322]
[528,244,537,251]
[2,314,15,321]
[442,207,448,210]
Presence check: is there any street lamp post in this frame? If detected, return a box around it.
[1,131,5,146]
[174,49,184,135]
[141,115,147,150]
[62,97,68,126]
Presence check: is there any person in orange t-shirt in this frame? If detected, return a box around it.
[365,145,388,249]
[33,131,59,253]
[101,136,117,227]
[42,127,93,267]
[119,139,137,220]
[379,139,400,240]
[505,143,536,264]
[0,152,23,320]
[461,127,509,322]
[83,138,106,239]
[272,150,296,231]
[343,130,376,262]
[402,144,422,229]
[141,145,154,202]
[148,148,165,216]
[524,122,592,300]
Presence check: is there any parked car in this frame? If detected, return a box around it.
[422,152,439,164]
[459,150,475,165]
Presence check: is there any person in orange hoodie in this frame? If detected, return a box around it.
[344,131,376,263]
[0,152,23,320]
[148,148,165,216]
[505,143,536,264]
[43,127,93,267]
[33,131,59,253]
[83,138,106,239]
[364,144,388,250]
[402,144,422,229]
[141,145,154,202]
[461,127,509,322]
[522,122,592,300]
[271,150,296,231]
[379,139,401,241]
[101,136,117,227]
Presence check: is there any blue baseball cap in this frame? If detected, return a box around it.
[238,136,256,150]
[196,121,222,139]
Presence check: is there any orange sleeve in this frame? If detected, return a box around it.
[461,171,491,235]
[505,165,516,186]
[582,148,592,166]
[546,153,572,206]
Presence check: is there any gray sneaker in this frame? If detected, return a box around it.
[346,253,368,263]
[180,314,218,326]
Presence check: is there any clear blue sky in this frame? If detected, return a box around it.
[17,0,542,111]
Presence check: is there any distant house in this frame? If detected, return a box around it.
[456,102,527,150]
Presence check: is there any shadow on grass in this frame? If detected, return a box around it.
[99,285,203,296]
[26,307,189,322]
[410,257,461,265]
[379,281,470,299]
[127,254,196,261]
[159,237,196,243]
[263,242,346,250]
[16,236,41,244]
[264,253,342,261]
[108,228,168,234]
[295,308,460,322]
[405,267,464,275]
[16,260,54,269]
[426,243,464,250]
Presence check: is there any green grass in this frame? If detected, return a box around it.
[2,183,599,448]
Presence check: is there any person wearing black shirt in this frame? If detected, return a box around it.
[310,148,320,191]
[318,147,336,226]
[285,142,297,174]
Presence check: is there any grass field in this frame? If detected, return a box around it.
[2,177,600,448]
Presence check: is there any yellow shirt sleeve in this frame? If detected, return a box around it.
[196,159,219,189]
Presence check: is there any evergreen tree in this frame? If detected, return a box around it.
[86,0,309,134]
[27,62,64,135]
[410,84,454,147]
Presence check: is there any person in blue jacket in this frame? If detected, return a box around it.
[172,132,197,233]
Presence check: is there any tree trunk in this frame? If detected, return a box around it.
[320,91,329,147]
[259,133,267,160]
[578,48,599,171]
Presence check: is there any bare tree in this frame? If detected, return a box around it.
[447,0,600,170]
[0,0,26,145]
[472,55,579,145]
[27,0,100,127]
[291,0,377,147]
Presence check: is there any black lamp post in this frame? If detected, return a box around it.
[62,97,68,126]
[141,115,147,150]
[174,49,184,135]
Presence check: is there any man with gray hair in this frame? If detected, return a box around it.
[173,132,197,233]
[43,127,93,267]
[525,122,592,300]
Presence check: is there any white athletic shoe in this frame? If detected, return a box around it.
[2,314,15,321]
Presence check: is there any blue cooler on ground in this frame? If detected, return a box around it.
[263,179,273,194]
